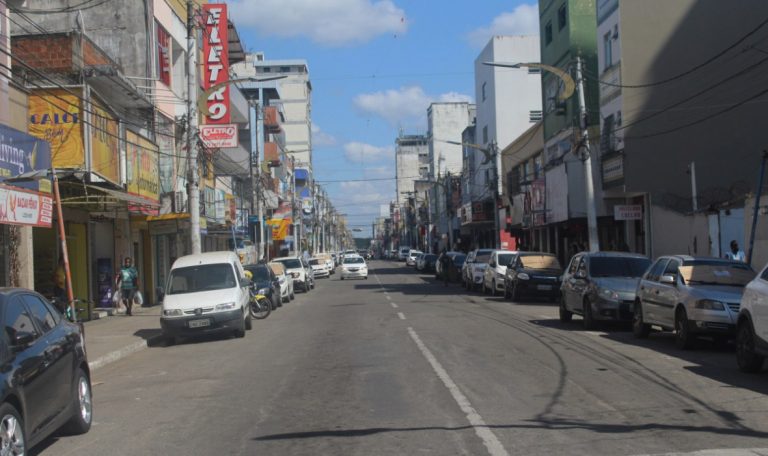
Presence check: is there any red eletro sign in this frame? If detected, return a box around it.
[203,4,229,124]
[200,125,238,148]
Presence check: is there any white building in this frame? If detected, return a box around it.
[395,134,429,206]
[427,103,476,178]
[474,35,542,198]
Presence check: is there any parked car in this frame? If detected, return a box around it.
[341,256,368,280]
[560,252,651,329]
[406,250,423,267]
[0,288,92,454]
[310,258,331,279]
[462,248,494,291]
[483,250,517,296]
[445,253,466,282]
[736,261,768,372]
[161,251,253,344]
[416,253,436,271]
[633,256,755,349]
[273,256,314,292]
[398,246,411,261]
[436,251,463,279]
[268,261,294,303]
[504,252,563,302]
[314,253,335,274]
[244,263,281,310]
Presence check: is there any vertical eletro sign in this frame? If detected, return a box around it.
[202,4,229,124]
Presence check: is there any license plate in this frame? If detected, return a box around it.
[537,285,553,291]
[189,319,211,328]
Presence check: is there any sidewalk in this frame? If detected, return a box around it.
[83,305,165,371]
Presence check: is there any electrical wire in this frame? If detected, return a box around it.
[11,0,112,14]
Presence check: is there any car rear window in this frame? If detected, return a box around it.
[680,261,755,286]
[519,255,562,270]
[475,253,492,263]
[276,259,302,269]
[344,257,365,264]
[590,257,651,278]
[168,263,237,294]
[244,266,271,281]
[310,259,321,265]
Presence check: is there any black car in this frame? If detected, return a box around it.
[504,252,563,302]
[244,264,281,310]
[0,288,92,453]
[422,254,438,272]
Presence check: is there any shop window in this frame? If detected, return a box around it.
[545,22,553,45]
[558,4,567,30]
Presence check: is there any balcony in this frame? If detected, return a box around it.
[263,106,282,133]
[263,142,281,167]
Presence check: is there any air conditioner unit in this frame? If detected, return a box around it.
[173,191,186,213]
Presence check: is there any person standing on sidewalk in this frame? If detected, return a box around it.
[117,257,139,316]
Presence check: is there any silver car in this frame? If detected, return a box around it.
[633,256,755,349]
[560,252,652,329]
[462,248,494,291]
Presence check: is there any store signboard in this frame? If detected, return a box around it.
[126,130,160,214]
[28,90,83,169]
[614,204,643,221]
[0,124,52,192]
[199,124,237,148]
[90,98,119,184]
[202,4,230,124]
[0,183,53,228]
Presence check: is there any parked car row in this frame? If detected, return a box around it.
[399,246,768,373]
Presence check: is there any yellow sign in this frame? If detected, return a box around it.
[267,218,291,241]
[90,98,119,183]
[126,130,160,203]
[28,90,84,169]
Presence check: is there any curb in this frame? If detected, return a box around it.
[88,334,165,372]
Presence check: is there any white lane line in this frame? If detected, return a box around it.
[537,315,550,320]
[397,312,406,320]
[584,331,608,336]
[407,327,509,456]
[391,302,399,309]
[386,295,391,301]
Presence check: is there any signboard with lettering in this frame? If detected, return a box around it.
[0,183,53,228]
[614,204,642,221]
[199,124,238,148]
[126,130,160,214]
[28,90,83,169]
[90,98,119,184]
[202,4,230,124]
[0,124,51,192]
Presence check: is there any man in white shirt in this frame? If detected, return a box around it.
[725,240,746,262]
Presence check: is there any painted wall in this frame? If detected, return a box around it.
[428,103,475,177]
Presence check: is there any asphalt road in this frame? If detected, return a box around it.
[35,260,768,456]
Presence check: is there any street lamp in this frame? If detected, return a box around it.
[483,59,599,252]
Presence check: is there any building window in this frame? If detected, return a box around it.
[529,110,543,122]
[482,126,488,144]
[603,32,613,68]
[263,67,271,73]
[482,82,487,102]
[545,21,553,45]
[534,154,543,178]
[280,66,291,73]
[156,22,172,87]
[558,4,567,30]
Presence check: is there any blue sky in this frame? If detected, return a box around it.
[230,0,539,236]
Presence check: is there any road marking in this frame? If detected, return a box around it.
[397,312,406,320]
[537,315,550,320]
[391,302,399,309]
[584,331,608,336]
[407,327,509,456]
[386,295,391,300]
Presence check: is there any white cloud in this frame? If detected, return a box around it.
[312,124,337,147]
[229,0,408,47]
[353,86,473,126]
[343,142,394,163]
[467,4,540,48]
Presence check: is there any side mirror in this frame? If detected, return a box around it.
[576,270,587,279]
[660,274,677,285]
[489,261,496,267]
[12,331,35,350]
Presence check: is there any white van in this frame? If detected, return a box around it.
[160,251,252,344]
[398,246,410,261]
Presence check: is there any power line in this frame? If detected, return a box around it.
[11,0,112,14]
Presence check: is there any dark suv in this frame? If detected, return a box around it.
[244,264,281,310]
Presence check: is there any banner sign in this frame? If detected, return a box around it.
[267,218,291,241]
[126,130,160,214]
[0,124,52,192]
[0,183,53,228]
[90,97,120,184]
[28,90,84,169]
[199,124,237,148]
[202,4,230,124]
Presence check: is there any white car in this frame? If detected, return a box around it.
[406,250,423,267]
[310,258,330,278]
[341,256,368,280]
[398,246,410,261]
[462,249,494,291]
[161,251,252,344]
[483,250,517,296]
[273,256,314,292]
[268,261,294,302]
[736,262,768,372]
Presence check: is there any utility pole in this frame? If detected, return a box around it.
[575,56,600,252]
[747,151,767,265]
[186,0,201,254]
[689,161,698,212]
[491,141,500,249]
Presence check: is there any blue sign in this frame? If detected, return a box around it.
[0,124,52,191]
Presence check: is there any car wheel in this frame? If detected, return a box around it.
[0,403,25,455]
[340,276,345,280]
[675,308,695,350]
[632,302,651,338]
[245,311,253,330]
[511,282,521,302]
[234,313,246,338]
[63,367,93,435]
[582,299,597,330]
[559,297,573,322]
[490,280,498,297]
[290,290,295,300]
[503,282,511,300]
[165,334,177,346]
[737,321,765,373]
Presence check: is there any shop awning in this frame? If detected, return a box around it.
[92,187,160,208]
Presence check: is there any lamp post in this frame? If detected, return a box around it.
[483,59,599,252]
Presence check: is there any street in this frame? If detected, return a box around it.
[37,261,768,456]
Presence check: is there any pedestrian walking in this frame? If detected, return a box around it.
[439,248,450,287]
[725,240,746,262]
[116,257,139,316]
